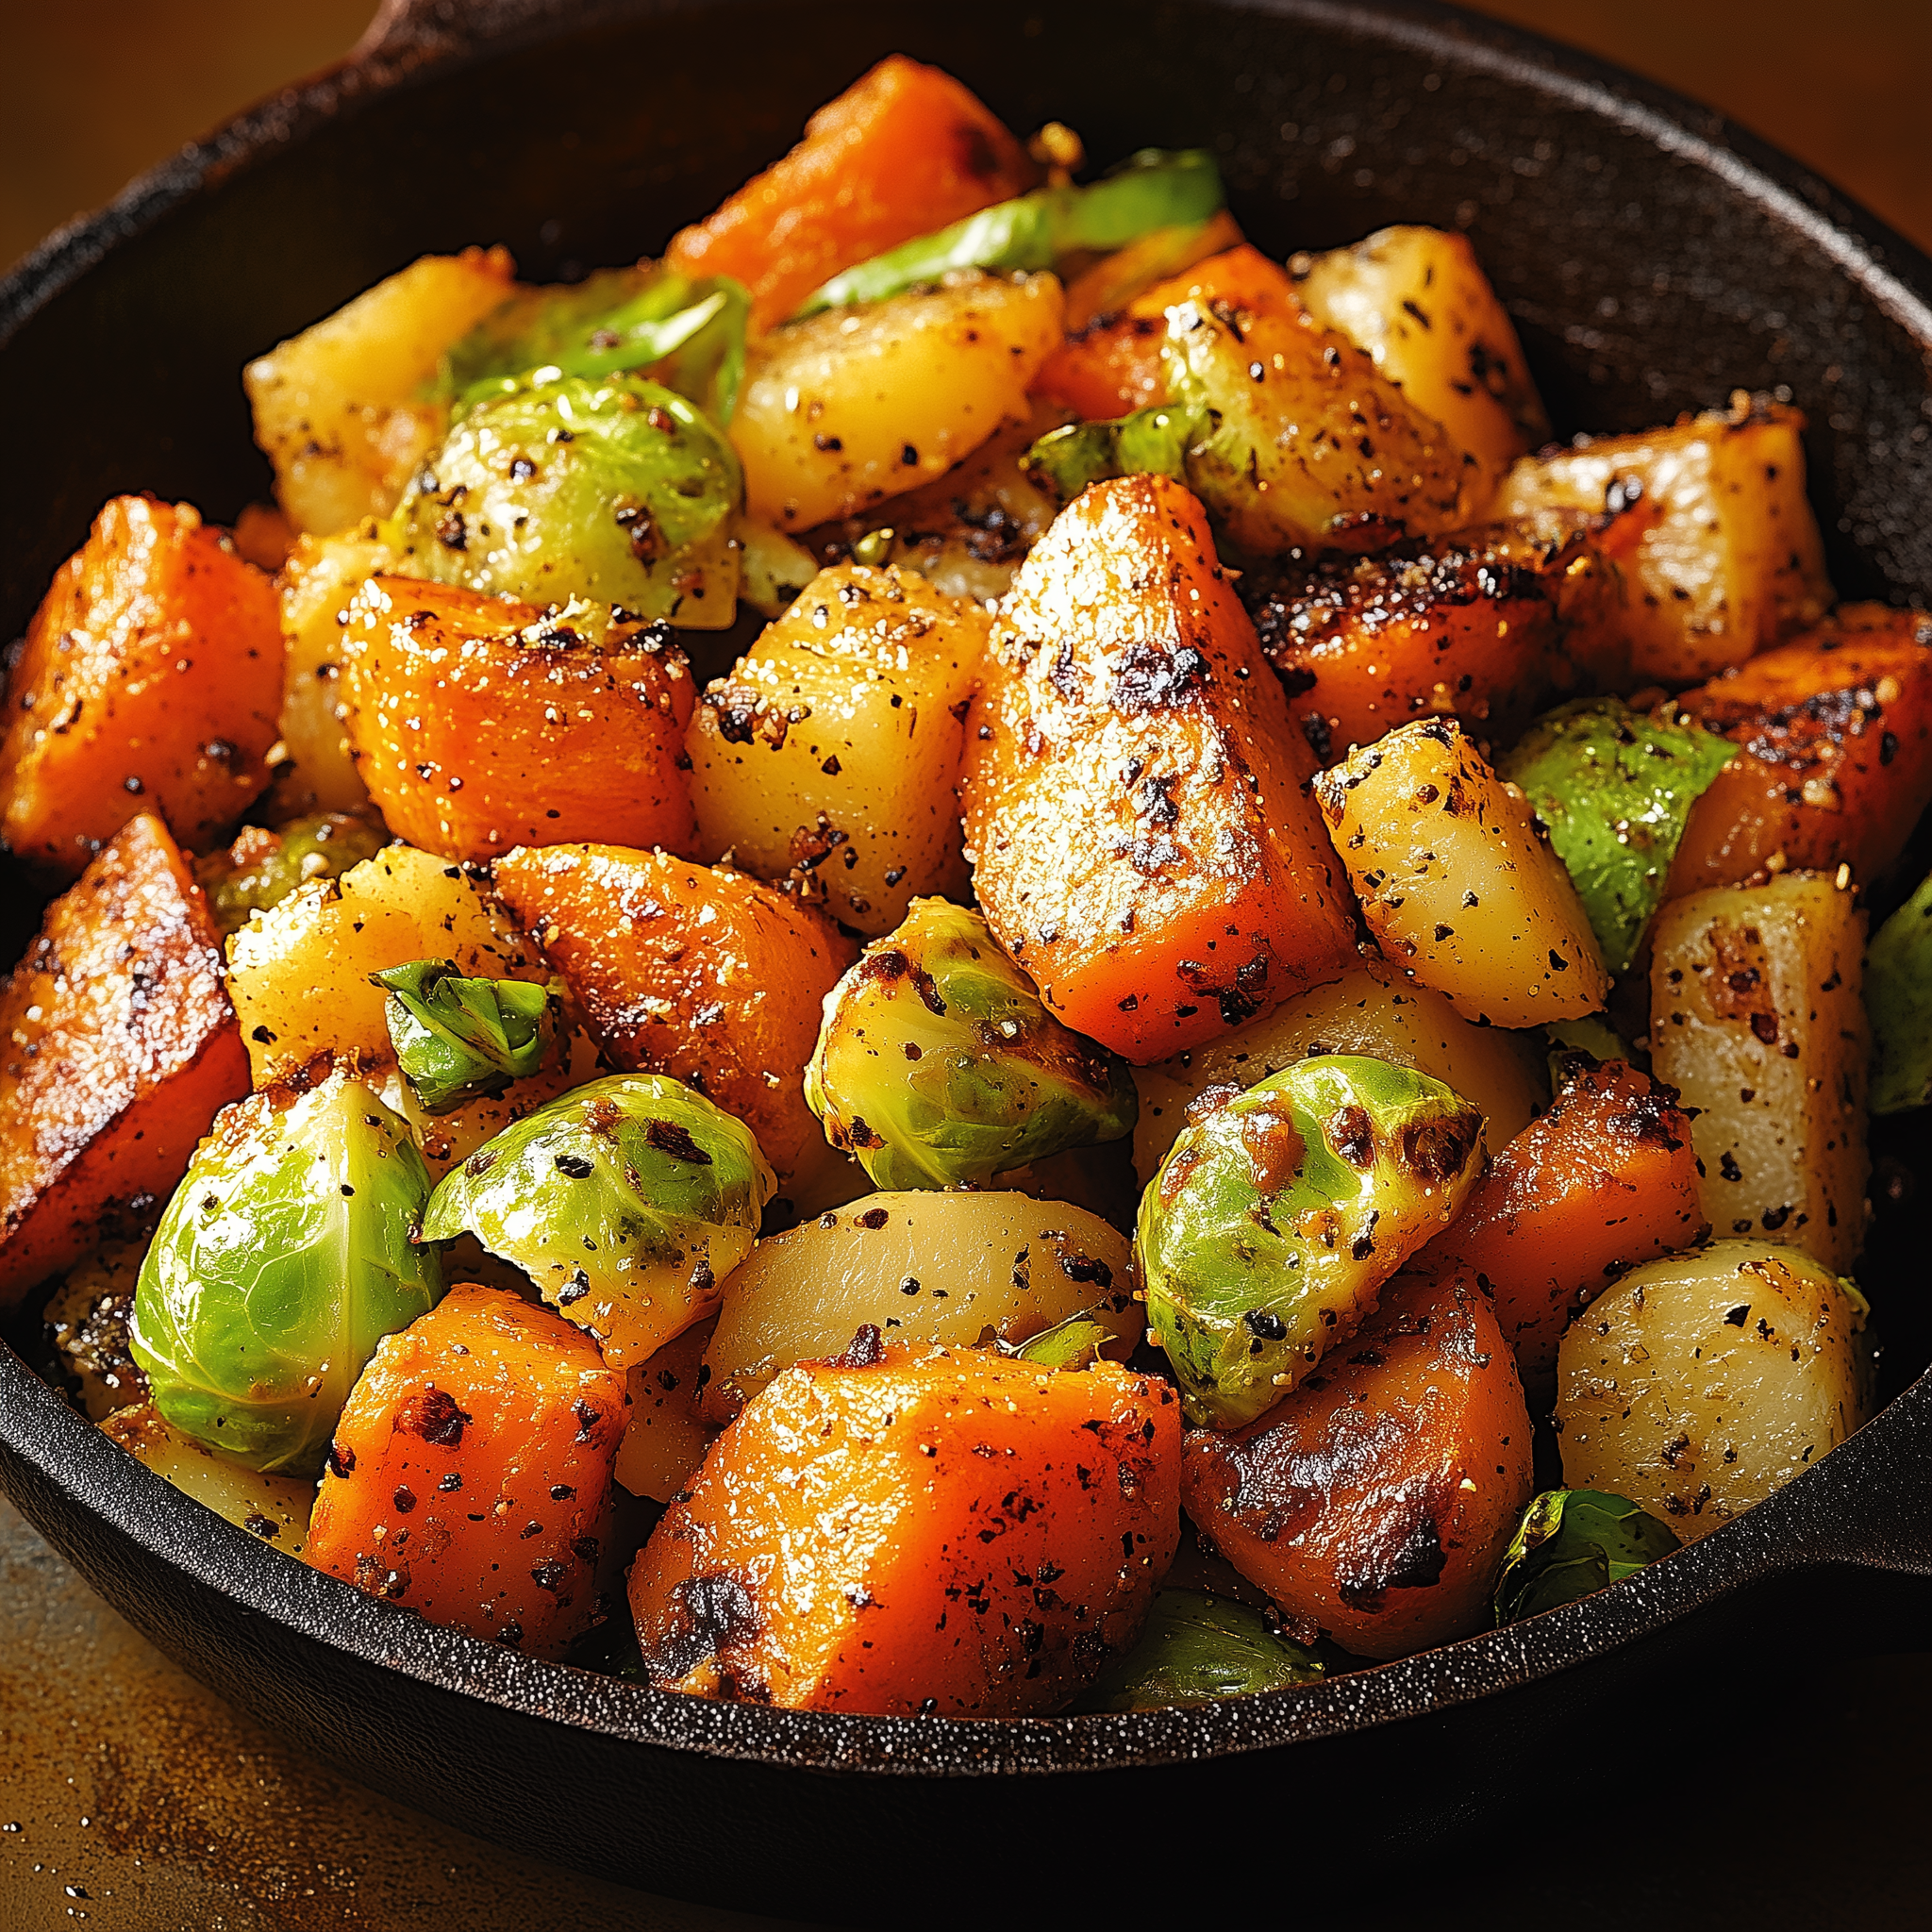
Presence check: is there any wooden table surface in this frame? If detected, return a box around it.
[3,3,1930,1926]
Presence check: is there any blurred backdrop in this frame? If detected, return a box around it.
[5,0,1930,274]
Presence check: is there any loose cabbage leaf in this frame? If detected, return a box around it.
[437,266,750,424]
[793,149,1224,318]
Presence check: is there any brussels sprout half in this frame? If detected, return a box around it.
[1868,866,1932,1115]
[1072,1590,1323,1711]
[129,1074,443,1476]
[805,898,1137,1191]
[1492,1489,1683,1624]
[386,372,741,625]
[196,813,389,937]
[793,149,1224,318]
[1139,1055,1486,1429]
[372,958,560,1114]
[1501,697,1737,974]
[421,1073,775,1370]
[435,265,750,425]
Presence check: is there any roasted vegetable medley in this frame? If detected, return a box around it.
[9,54,1928,1717]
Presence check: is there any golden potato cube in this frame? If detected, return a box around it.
[1292,225,1550,500]
[1498,399,1830,681]
[732,270,1063,530]
[1557,1241,1872,1540]
[1648,870,1868,1273]
[105,1403,315,1557]
[1314,718,1608,1024]
[268,531,389,816]
[687,563,989,934]
[244,247,514,537]
[701,1191,1138,1424]
[225,841,545,1085]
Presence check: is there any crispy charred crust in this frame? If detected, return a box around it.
[1239,512,1611,750]
[1553,1056,1690,1151]
[0,815,248,1309]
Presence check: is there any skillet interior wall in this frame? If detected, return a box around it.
[2,0,1929,1378]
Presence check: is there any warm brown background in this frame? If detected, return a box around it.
[5,4,1931,1927]
[5,0,1930,272]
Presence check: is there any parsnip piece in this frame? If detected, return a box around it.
[1292,225,1549,502]
[1314,718,1609,1024]
[1556,1241,1872,1540]
[687,564,989,935]
[104,1403,315,1557]
[700,1191,1138,1424]
[244,248,515,537]
[1648,871,1869,1272]
[1498,400,1830,682]
[733,271,1063,529]
[1130,959,1544,1184]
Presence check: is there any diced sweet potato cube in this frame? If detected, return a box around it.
[665,57,1037,333]
[0,496,282,874]
[306,1283,626,1658]
[340,577,695,863]
[1419,1058,1707,1393]
[0,815,248,1310]
[628,1347,1180,1714]
[1670,605,1932,893]
[491,843,855,1183]
[961,475,1357,1060]
[1181,1269,1532,1659]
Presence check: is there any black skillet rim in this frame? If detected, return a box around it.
[2,0,1929,1779]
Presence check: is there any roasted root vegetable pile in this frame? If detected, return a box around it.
[9,54,1927,1718]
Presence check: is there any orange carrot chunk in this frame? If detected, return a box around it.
[307,1283,626,1659]
[665,57,1038,333]
[628,1346,1181,1714]
[0,496,281,874]
[962,473,1357,1061]
[1181,1268,1532,1660]
[0,814,248,1312]
[1671,605,1932,893]
[1419,1058,1707,1392]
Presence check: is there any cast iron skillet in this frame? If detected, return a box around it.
[4,0,1932,1920]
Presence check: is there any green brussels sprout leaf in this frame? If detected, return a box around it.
[805,898,1137,1191]
[195,813,389,937]
[1139,1055,1486,1429]
[792,149,1224,317]
[1501,698,1736,974]
[385,371,741,625]
[1493,1489,1683,1624]
[1868,866,1932,1115]
[421,1073,775,1368]
[437,266,751,424]
[372,958,560,1114]
[1022,402,1201,505]
[1011,1310,1118,1373]
[1073,1590,1323,1712]
[128,1075,443,1476]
